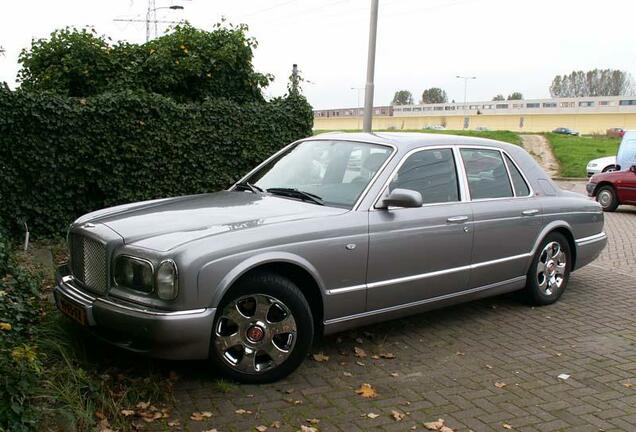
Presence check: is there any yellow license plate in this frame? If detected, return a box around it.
[59,297,87,326]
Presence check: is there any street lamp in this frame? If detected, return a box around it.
[147,4,185,41]
[363,0,379,132]
[456,75,476,111]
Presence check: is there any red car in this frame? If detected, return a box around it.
[607,128,625,138]
[587,165,636,211]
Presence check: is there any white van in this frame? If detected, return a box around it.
[617,130,636,170]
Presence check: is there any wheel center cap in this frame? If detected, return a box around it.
[246,325,265,343]
[547,260,556,275]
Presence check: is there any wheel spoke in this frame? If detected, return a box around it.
[236,347,257,373]
[268,314,296,336]
[555,262,566,276]
[253,296,272,321]
[215,331,243,351]
[263,341,289,366]
[224,303,248,326]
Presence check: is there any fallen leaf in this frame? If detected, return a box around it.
[0,322,12,331]
[356,383,377,398]
[355,361,365,366]
[136,401,150,410]
[391,410,405,421]
[343,371,353,377]
[623,381,633,388]
[371,354,380,359]
[366,413,380,419]
[380,352,395,359]
[455,351,465,356]
[255,426,268,432]
[494,382,507,389]
[306,418,320,424]
[190,411,213,421]
[390,372,399,377]
[300,426,318,432]
[312,353,329,362]
[503,423,513,429]
[202,429,218,432]
[120,409,135,417]
[270,420,282,428]
[354,347,367,358]
[557,373,570,380]
[235,408,253,414]
[423,418,446,430]
[485,364,493,369]
[167,419,180,427]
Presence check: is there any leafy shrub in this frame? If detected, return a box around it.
[0,89,313,238]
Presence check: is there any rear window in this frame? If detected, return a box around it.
[504,154,531,196]
[460,148,513,200]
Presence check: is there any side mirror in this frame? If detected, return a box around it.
[630,165,636,173]
[378,188,423,209]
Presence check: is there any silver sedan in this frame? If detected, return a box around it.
[54,132,607,383]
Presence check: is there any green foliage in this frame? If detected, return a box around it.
[420,87,447,104]
[17,23,272,103]
[507,92,523,100]
[0,88,313,238]
[492,94,505,101]
[546,133,620,177]
[391,90,413,106]
[549,69,635,97]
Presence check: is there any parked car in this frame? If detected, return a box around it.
[552,127,579,136]
[424,124,446,130]
[586,155,617,177]
[587,165,636,211]
[55,133,607,383]
[607,127,625,138]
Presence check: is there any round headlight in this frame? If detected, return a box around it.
[114,256,154,292]
[156,260,178,300]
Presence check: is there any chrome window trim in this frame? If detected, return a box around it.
[369,145,466,210]
[230,137,398,212]
[456,145,535,201]
[502,152,532,197]
[326,252,532,295]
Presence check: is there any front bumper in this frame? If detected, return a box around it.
[54,265,215,360]
[585,182,597,196]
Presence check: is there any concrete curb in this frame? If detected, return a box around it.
[552,177,588,181]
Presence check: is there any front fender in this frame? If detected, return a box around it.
[198,251,327,309]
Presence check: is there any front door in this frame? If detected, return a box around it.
[367,148,474,311]
[616,170,636,204]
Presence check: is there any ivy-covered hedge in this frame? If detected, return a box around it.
[0,88,313,238]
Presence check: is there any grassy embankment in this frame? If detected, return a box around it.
[545,133,620,178]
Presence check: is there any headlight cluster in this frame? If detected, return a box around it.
[588,163,597,168]
[113,256,178,300]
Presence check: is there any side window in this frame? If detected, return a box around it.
[460,148,513,199]
[504,154,531,196]
[390,148,459,205]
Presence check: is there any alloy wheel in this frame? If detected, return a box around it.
[536,241,567,296]
[213,294,297,374]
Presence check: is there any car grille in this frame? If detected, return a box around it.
[69,233,109,294]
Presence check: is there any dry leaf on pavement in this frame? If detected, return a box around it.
[235,408,253,414]
[623,381,633,388]
[136,401,150,410]
[494,382,507,388]
[120,409,135,417]
[356,383,377,398]
[380,352,395,359]
[503,423,513,429]
[366,413,380,419]
[255,426,268,432]
[423,418,456,431]
[390,372,399,377]
[312,353,329,362]
[391,410,405,421]
[190,411,213,421]
[354,347,367,358]
[306,418,320,424]
[300,425,318,432]
[167,419,180,427]
[343,371,353,377]
[270,420,282,428]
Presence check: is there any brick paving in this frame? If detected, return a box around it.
[163,183,636,432]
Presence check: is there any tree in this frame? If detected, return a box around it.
[492,94,505,101]
[421,87,447,104]
[17,23,273,102]
[391,90,413,105]
[549,69,635,97]
[507,92,523,100]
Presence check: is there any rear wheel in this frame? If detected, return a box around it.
[209,272,313,383]
[596,185,619,212]
[524,232,571,306]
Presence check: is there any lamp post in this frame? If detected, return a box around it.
[456,75,476,111]
[146,4,184,41]
[363,0,379,132]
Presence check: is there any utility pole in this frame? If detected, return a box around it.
[363,0,379,132]
[291,63,299,94]
[456,75,476,111]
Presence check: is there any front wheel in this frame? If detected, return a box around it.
[523,232,571,306]
[596,185,619,212]
[209,272,314,383]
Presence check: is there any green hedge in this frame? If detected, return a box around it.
[0,88,313,238]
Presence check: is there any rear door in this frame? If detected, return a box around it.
[366,147,474,310]
[458,147,542,289]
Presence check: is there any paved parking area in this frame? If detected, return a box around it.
[166,186,636,432]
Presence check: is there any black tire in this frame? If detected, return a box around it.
[602,165,617,173]
[209,272,314,384]
[596,185,619,212]
[523,232,571,306]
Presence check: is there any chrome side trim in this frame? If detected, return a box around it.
[327,252,533,294]
[324,276,526,325]
[575,232,607,247]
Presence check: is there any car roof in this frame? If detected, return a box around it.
[310,131,513,152]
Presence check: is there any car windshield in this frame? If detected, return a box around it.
[245,140,393,208]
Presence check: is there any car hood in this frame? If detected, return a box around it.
[588,155,616,166]
[77,191,348,251]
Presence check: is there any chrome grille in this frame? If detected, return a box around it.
[70,233,108,294]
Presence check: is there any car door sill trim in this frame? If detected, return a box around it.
[324,276,527,325]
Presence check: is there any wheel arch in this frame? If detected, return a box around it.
[593,181,617,196]
[529,222,577,271]
[211,252,326,335]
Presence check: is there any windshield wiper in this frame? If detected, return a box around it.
[234,182,263,194]
[266,188,324,206]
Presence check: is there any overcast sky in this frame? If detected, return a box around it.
[1,0,635,109]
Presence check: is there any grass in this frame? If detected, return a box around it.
[545,133,620,178]
[313,129,522,146]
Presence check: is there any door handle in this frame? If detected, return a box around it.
[447,215,469,223]
[522,209,540,216]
